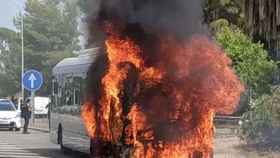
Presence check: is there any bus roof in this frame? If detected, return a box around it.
[52,48,100,75]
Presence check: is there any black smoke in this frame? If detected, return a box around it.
[86,0,207,47]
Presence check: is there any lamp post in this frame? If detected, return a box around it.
[10,0,24,102]
[21,14,24,102]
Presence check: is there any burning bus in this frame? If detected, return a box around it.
[51,0,244,157]
[81,0,244,157]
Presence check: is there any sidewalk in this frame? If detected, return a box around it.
[22,118,49,132]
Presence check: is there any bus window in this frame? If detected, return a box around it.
[61,75,74,106]
[74,89,80,105]
[53,80,58,95]
[73,77,82,106]
[54,74,86,115]
[51,77,59,109]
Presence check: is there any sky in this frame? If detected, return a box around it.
[0,0,86,48]
[0,0,25,30]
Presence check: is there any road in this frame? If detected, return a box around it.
[0,127,276,158]
[0,129,89,158]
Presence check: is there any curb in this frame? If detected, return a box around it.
[21,119,49,133]
[29,127,49,133]
[23,127,49,133]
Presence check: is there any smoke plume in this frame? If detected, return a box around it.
[87,0,207,45]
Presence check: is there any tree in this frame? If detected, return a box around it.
[214,23,277,98]
[0,28,21,96]
[244,0,280,57]
[204,0,245,28]
[212,21,277,113]
[205,0,280,57]
[13,0,81,95]
[240,86,280,145]
[0,0,81,97]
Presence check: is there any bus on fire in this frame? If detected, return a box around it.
[49,48,99,154]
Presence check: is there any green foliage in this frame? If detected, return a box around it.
[240,87,280,144]
[215,24,277,96]
[20,0,80,94]
[15,0,80,53]
[207,1,280,145]
[0,0,80,97]
[0,28,21,96]
[205,0,245,27]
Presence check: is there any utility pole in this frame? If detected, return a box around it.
[21,14,25,102]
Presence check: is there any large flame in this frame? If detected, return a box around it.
[81,22,244,158]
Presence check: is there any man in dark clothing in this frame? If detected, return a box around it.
[21,99,32,134]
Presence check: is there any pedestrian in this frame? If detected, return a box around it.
[21,98,32,134]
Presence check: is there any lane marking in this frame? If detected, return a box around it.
[0,141,50,158]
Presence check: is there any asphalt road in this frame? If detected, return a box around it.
[0,129,89,158]
[0,127,263,158]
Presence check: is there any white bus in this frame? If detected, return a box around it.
[50,49,99,154]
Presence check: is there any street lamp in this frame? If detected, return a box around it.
[21,14,24,102]
[10,0,25,102]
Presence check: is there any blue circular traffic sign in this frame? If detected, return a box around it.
[22,69,43,91]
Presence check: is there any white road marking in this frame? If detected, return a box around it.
[0,141,50,158]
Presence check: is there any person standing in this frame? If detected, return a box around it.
[21,98,32,134]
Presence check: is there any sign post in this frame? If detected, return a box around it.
[22,69,43,125]
[30,91,35,124]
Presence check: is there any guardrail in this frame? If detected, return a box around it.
[214,115,241,126]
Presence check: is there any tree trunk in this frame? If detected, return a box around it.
[245,0,280,55]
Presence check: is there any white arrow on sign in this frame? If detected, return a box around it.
[28,73,37,89]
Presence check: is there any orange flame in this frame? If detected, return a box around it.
[81,101,96,139]
[81,23,244,158]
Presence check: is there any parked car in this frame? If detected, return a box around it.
[0,99,21,131]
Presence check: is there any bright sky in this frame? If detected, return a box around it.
[0,0,86,48]
[0,0,25,30]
